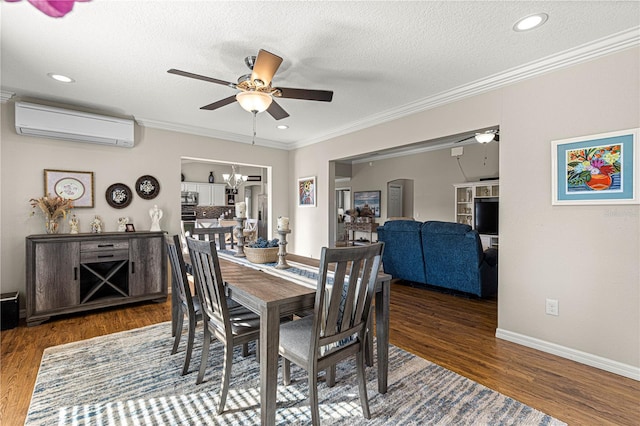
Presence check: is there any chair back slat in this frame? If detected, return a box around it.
[191,226,234,250]
[312,243,384,359]
[166,235,193,313]
[186,237,232,339]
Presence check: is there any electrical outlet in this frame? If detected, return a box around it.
[545,298,559,316]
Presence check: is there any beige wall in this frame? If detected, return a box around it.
[290,47,640,375]
[1,47,637,378]
[0,105,289,302]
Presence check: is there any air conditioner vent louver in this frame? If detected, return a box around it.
[15,101,134,148]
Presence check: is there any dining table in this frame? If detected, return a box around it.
[175,251,391,426]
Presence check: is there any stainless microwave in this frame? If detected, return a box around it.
[181,191,198,205]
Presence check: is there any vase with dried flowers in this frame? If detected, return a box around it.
[30,194,74,234]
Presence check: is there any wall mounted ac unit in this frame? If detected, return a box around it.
[15,101,134,148]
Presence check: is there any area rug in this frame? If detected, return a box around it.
[26,322,565,425]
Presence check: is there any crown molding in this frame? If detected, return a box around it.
[1,90,16,103]
[134,117,289,150]
[291,26,640,150]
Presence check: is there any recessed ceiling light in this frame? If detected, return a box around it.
[513,13,548,32]
[276,125,289,130]
[47,73,75,83]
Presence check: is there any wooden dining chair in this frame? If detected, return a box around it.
[191,226,235,250]
[186,236,261,414]
[278,243,384,425]
[166,234,201,376]
[243,218,258,242]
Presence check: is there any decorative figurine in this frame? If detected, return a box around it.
[69,215,79,234]
[90,215,103,233]
[117,216,129,232]
[149,204,163,232]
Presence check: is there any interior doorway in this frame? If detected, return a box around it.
[387,179,414,219]
[180,158,271,239]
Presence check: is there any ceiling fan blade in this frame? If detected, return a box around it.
[250,49,282,87]
[276,87,333,102]
[266,100,290,120]
[454,135,475,144]
[200,95,237,111]
[168,69,235,88]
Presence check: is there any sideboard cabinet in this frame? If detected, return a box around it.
[26,231,167,326]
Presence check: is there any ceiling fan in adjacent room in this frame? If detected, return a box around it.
[455,129,500,144]
[168,49,334,121]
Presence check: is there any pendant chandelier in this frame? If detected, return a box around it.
[222,165,247,190]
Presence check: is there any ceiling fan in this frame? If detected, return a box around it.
[455,129,500,144]
[168,49,334,121]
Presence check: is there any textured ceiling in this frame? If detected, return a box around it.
[1,1,638,150]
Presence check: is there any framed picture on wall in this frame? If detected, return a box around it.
[44,169,94,208]
[551,128,639,205]
[298,176,316,207]
[353,190,381,217]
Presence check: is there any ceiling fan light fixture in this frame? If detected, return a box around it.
[475,132,496,143]
[236,90,272,113]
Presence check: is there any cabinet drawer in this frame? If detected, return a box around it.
[81,249,129,264]
[81,240,129,252]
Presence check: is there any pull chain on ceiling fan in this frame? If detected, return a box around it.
[168,49,334,144]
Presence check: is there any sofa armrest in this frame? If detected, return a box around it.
[483,247,498,267]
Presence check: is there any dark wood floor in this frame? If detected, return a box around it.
[1,281,638,425]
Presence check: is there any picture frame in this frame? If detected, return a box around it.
[551,128,639,205]
[125,224,136,232]
[353,190,381,217]
[44,169,94,208]
[298,176,316,207]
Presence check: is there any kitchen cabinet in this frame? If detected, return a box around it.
[182,181,227,206]
[26,232,167,326]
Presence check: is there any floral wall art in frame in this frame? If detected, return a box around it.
[44,169,94,208]
[298,176,316,207]
[551,128,639,205]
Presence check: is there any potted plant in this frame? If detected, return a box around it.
[244,237,279,264]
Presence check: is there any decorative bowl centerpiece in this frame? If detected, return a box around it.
[244,237,279,264]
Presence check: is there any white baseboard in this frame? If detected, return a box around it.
[495,328,640,381]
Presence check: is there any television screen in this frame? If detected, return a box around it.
[474,197,499,235]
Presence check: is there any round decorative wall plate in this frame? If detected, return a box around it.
[135,175,160,200]
[106,183,132,209]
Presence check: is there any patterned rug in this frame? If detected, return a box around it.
[26,322,566,425]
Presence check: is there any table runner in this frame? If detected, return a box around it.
[217,249,327,289]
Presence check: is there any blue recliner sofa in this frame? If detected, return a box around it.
[376,220,497,297]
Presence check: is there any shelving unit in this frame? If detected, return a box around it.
[453,180,499,249]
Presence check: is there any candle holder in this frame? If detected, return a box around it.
[234,217,246,257]
[276,229,291,269]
